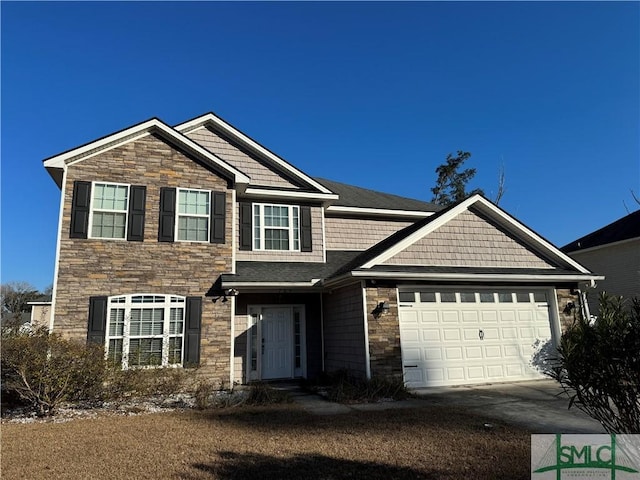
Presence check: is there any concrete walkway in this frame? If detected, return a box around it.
[276,380,605,433]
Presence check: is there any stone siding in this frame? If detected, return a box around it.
[383,209,555,268]
[325,217,413,251]
[54,133,234,384]
[365,286,403,378]
[556,288,581,332]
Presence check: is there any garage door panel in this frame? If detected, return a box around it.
[484,345,502,358]
[398,288,552,388]
[442,311,460,323]
[467,366,484,380]
[462,311,479,323]
[443,329,461,341]
[500,310,517,322]
[446,367,465,381]
[465,346,482,359]
[420,311,439,323]
[486,365,504,378]
[422,329,441,341]
[501,327,517,339]
[482,328,500,340]
[402,347,422,362]
[503,345,520,357]
[481,311,498,322]
[445,347,463,360]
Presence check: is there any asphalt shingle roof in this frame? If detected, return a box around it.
[314,177,441,212]
[562,210,640,252]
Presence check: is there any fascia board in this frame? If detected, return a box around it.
[243,187,339,202]
[43,118,250,185]
[349,270,604,282]
[326,206,435,218]
[175,113,334,195]
[222,281,321,289]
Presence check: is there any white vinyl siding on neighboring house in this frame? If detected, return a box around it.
[106,294,186,369]
[253,203,300,251]
[89,182,129,239]
[177,188,210,242]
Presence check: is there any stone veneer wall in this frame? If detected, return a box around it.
[53,133,234,384]
[365,286,403,379]
[556,288,581,332]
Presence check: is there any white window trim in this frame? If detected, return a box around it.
[88,181,130,240]
[106,294,186,369]
[252,203,300,252]
[175,188,211,243]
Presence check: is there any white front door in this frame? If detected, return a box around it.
[261,307,293,379]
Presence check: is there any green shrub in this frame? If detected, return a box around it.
[1,327,107,416]
[550,292,640,433]
[318,370,411,404]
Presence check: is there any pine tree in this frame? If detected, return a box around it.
[430,151,484,206]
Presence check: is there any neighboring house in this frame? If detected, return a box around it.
[563,210,640,313]
[29,296,53,328]
[43,112,600,388]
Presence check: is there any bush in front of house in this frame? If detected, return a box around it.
[315,370,411,404]
[1,326,107,416]
[550,292,640,433]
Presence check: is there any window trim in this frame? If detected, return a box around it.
[252,203,301,251]
[105,294,186,369]
[175,187,211,243]
[88,181,130,240]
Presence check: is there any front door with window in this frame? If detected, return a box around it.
[261,307,293,379]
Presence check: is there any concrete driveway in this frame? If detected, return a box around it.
[412,379,605,433]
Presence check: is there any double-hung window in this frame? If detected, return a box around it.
[177,188,210,242]
[90,182,129,239]
[106,294,185,369]
[253,204,300,251]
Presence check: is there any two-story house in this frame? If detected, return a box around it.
[43,112,601,388]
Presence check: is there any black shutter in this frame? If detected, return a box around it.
[70,181,91,239]
[184,296,202,367]
[127,185,146,242]
[87,296,107,345]
[158,187,176,242]
[301,206,312,252]
[210,191,226,244]
[239,202,252,250]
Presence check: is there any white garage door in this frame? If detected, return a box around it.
[398,288,553,388]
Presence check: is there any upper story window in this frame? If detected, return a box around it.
[70,181,146,241]
[106,294,186,369]
[90,182,129,239]
[158,187,225,244]
[253,204,300,251]
[177,189,210,242]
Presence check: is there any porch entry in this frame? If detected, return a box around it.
[247,305,306,381]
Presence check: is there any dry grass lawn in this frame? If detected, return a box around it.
[2,404,531,479]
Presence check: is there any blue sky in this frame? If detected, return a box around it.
[2,1,638,291]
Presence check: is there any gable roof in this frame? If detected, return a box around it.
[43,118,251,189]
[315,178,440,217]
[327,194,599,285]
[175,112,335,197]
[562,210,640,253]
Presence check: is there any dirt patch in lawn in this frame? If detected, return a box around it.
[2,404,531,479]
